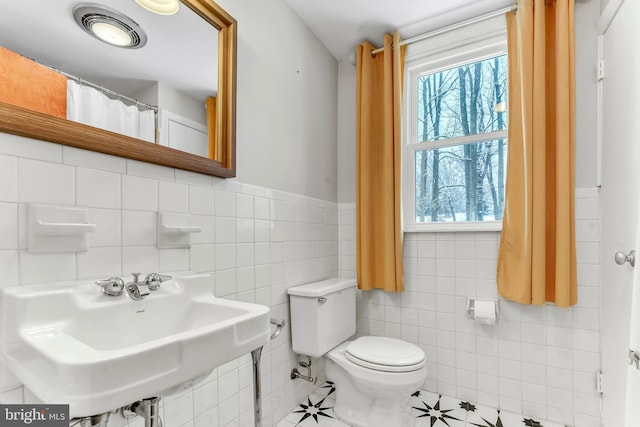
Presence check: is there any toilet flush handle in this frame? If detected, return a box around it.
[318,297,327,304]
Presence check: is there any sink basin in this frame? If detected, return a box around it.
[0,273,270,417]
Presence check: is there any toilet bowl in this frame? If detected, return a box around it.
[326,337,427,427]
[287,278,428,427]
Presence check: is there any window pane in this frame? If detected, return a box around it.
[416,54,507,144]
[414,139,507,223]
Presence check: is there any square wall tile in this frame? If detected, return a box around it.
[193,379,218,417]
[62,146,126,174]
[163,390,193,427]
[573,329,600,353]
[0,250,19,288]
[158,248,189,272]
[0,155,17,202]
[126,160,174,181]
[575,197,600,220]
[0,202,18,249]
[215,244,236,270]
[236,243,254,268]
[18,159,75,205]
[190,185,214,215]
[77,247,121,279]
[159,181,189,213]
[122,211,157,246]
[254,197,269,220]
[19,251,76,284]
[87,208,121,247]
[76,167,121,209]
[175,169,212,187]
[121,246,158,276]
[237,267,255,293]
[0,133,62,162]
[218,395,239,426]
[122,175,158,211]
[236,193,254,219]
[254,220,270,243]
[215,217,236,243]
[190,244,215,273]
[237,218,254,243]
[216,269,237,297]
[215,189,236,217]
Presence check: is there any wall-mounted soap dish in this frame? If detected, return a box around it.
[157,212,201,249]
[28,204,96,253]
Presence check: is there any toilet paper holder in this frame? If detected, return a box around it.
[465,298,499,323]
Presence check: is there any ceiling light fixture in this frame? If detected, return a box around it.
[134,0,180,16]
[73,4,148,49]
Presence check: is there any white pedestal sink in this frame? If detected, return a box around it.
[0,273,270,418]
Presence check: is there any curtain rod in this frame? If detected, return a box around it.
[370,4,518,56]
[36,62,158,113]
[57,68,159,113]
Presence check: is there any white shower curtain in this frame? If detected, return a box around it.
[67,80,155,142]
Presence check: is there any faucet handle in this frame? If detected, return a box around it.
[144,273,172,291]
[95,277,125,296]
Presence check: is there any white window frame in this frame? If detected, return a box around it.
[402,18,508,233]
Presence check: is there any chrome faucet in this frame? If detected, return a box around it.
[95,277,125,296]
[96,273,172,300]
[126,273,150,301]
[144,273,172,290]
[125,272,173,301]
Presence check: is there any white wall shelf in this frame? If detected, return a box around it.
[28,204,96,253]
[157,212,201,249]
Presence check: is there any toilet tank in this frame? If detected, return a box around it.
[287,278,356,358]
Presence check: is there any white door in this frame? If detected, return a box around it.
[158,109,209,157]
[600,0,640,425]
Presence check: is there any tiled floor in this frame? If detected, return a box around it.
[277,382,565,427]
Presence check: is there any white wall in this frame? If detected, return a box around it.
[0,0,340,425]
[340,190,602,427]
[217,0,339,203]
[335,2,603,426]
[575,1,600,188]
[335,1,599,204]
[337,61,356,203]
[132,82,208,126]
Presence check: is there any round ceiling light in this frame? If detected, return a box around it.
[134,0,180,15]
[73,4,148,49]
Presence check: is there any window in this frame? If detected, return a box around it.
[403,19,507,232]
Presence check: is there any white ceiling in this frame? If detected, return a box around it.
[284,0,513,61]
[1,0,514,103]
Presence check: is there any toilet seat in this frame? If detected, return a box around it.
[345,336,425,373]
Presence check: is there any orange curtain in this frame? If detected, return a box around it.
[356,31,406,292]
[497,0,576,306]
[206,96,217,159]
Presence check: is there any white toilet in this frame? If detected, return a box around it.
[288,278,427,427]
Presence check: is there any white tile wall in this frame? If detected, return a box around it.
[339,187,602,427]
[0,134,339,427]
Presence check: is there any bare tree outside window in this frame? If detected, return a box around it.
[414,54,507,223]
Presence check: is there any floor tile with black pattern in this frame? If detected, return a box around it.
[277,383,565,427]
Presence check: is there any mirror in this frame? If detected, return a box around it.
[0,0,236,177]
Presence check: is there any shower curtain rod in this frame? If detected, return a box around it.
[370,4,518,56]
[43,64,158,113]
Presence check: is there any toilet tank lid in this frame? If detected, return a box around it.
[287,278,356,297]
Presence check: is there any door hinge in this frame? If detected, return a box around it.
[597,60,606,81]
[596,371,604,394]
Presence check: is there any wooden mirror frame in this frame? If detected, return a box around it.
[0,0,237,178]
